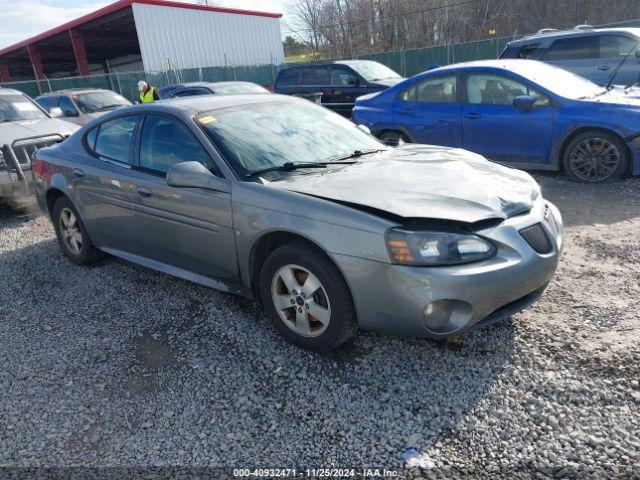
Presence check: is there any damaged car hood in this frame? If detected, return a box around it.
[267,145,540,223]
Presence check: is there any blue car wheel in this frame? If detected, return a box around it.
[378,131,410,147]
[563,130,628,183]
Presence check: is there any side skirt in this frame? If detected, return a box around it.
[99,246,254,299]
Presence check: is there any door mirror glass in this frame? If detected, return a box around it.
[513,94,536,109]
[348,77,359,86]
[49,107,64,118]
[635,48,640,58]
[166,161,229,192]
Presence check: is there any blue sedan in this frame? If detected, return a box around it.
[353,59,640,182]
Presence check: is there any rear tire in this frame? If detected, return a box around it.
[259,241,357,352]
[379,130,410,147]
[52,196,103,265]
[562,130,628,183]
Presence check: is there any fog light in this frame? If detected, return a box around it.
[422,300,453,331]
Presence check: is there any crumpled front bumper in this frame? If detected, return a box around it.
[335,199,563,338]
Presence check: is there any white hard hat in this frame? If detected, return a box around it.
[137,80,148,91]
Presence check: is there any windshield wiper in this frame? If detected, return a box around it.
[329,148,387,163]
[246,158,362,178]
[246,162,327,177]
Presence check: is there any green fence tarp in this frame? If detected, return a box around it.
[5,18,640,100]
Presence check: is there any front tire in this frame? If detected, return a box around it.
[259,241,357,352]
[563,130,628,183]
[52,196,103,265]
[378,130,410,147]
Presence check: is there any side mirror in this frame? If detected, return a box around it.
[64,109,79,117]
[49,107,64,118]
[348,77,360,86]
[513,94,535,109]
[635,48,640,58]
[166,161,230,193]
[357,124,372,135]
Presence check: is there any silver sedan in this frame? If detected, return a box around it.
[33,94,562,351]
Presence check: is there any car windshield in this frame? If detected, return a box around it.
[74,91,131,114]
[198,101,385,177]
[0,94,47,122]
[520,64,604,99]
[211,84,269,95]
[343,61,402,81]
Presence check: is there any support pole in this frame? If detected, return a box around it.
[69,28,90,77]
[0,63,10,83]
[27,46,45,80]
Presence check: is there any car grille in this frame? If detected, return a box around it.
[519,223,553,254]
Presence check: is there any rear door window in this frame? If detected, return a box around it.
[543,36,596,60]
[93,115,138,164]
[276,68,300,86]
[400,75,457,103]
[301,66,330,86]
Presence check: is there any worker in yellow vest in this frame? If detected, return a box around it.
[138,80,159,103]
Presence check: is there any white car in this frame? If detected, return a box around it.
[0,88,79,204]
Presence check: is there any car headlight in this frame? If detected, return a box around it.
[386,228,497,266]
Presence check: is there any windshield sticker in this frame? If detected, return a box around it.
[13,102,38,112]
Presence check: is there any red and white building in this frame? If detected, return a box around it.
[0,0,283,82]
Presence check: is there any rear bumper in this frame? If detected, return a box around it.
[335,199,563,338]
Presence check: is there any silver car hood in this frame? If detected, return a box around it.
[0,118,79,146]
[268,145,540,223]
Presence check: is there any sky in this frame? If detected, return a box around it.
[0,0,295,50]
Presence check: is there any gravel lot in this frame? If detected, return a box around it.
[1,174,639,478]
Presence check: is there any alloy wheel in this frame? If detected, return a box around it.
[568,137,620,182]
[270,264,331,337]
[59,207,83,255]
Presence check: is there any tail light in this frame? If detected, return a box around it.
[266,84,275,93]
[33,157,53,181]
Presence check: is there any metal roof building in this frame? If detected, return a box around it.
[0,0,283,82]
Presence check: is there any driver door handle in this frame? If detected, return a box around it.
[464,112,481,120]
[597,65,611,71]
[72,168,85,178]
[136,186,153,198]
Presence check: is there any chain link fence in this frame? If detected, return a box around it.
[3,17,640,100]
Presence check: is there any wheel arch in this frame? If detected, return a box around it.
[248,230,356,309]
[557,126,632,175]
[45,187,67,217]
[376,127,415,143]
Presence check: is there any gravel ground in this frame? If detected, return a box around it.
[0,174,639,479]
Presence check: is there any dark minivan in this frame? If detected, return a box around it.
[273,60,404,116]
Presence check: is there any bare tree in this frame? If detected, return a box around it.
[289,0,640,59]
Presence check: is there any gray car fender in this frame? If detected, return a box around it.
[230,181,395,288]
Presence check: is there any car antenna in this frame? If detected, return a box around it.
[604,41,639,91]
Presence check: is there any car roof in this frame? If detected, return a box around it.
[509,27,640,45]
[278,59,380,71]
[0,88,28,96]
[36,88,112,98]
[107,93,303,118]
[425,59,559,76]
[171,81,261,89]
